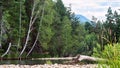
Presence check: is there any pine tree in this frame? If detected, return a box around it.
[104,7,116,44]
[114,11,120,42]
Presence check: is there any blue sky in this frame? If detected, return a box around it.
[62,0,120,21]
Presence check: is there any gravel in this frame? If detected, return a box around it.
[0,64,99,68]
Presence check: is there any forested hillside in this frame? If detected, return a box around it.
[0,0,120,64]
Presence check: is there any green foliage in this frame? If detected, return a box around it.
[0,0,99,58]
[103,7,120,44]
[1,0,120,60]
[85,22,93,33]
[55,0,66,18]
[93,44,102,57]
[93,43,120,59]
[46,60,52,64]
[93,43,120,67]
[102,44,120,60]
[84,33,97,55]
[105,7,114,21]
[39,0,56,51]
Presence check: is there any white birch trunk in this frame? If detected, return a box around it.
[1,43,11,57]
[19,2,36,57]
[26,2,45,57]
[19,1,41,57]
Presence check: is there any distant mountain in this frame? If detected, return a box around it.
[75,14,91,23]
[75,14,96,26]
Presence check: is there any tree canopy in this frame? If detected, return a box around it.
[0,0,120,59]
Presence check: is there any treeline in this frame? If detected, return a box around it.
[0,0,120,58]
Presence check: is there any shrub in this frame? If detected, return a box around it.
[93,43,120,68]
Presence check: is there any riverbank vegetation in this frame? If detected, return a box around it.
[0,0,120,67]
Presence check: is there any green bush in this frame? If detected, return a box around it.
[93,43,120,68]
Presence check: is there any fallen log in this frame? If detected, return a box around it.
[73,54,104,62]
[31,57,74,60]
[0,54,104,63]
[31,54,104,62]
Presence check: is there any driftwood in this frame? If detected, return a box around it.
[31,54,104,62]
[72,54,104,63]
[74,54,104,61]
[31,57,74,60]
[0,54,104,64]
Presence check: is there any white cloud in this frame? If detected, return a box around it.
[62,0,120,21]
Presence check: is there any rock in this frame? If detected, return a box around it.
[0,64,99,68]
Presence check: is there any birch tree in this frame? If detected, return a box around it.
[26,1,45,57]
[1,43,11,57]
[19,0,45,57]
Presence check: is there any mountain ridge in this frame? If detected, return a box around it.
[75,14,91,23]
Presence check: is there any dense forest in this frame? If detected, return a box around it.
[0,1,120,66]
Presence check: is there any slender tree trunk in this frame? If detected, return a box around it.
[19,2,35,57]
[26,2,45,57]
[19,1,41,57]
[1,43,11,57]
